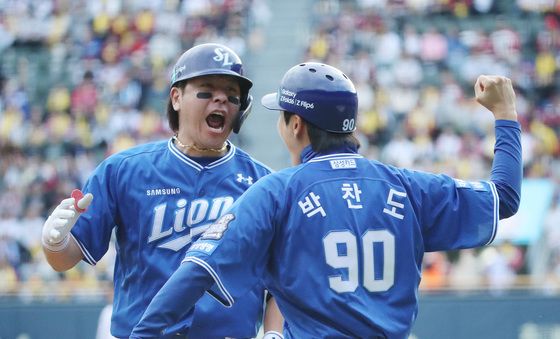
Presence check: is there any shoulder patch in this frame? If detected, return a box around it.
[201,213,235,240]
[454,179,488,191]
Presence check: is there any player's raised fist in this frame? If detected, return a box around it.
[42,190,93,251]
[474,75,517,121]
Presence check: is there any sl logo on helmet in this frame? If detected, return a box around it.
[213,48,233,67]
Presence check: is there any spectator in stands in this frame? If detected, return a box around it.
[71,70,98,120]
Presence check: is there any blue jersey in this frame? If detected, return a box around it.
[71,139,271,338]
[185,144,500,338]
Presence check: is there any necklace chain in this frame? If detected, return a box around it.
[172,135,228,154]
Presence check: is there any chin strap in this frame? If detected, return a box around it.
[172,135,228,154]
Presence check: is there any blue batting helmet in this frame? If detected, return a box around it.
[261,62,358,133]
[171,43,253,133]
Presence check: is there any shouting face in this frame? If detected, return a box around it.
[171,74,241,155]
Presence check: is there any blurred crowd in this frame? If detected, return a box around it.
[0,0,559,300]
[306,0,560,293]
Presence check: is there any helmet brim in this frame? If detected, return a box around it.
[261,93,283,111]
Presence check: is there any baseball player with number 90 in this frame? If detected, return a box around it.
[131,62,522,338]
[42,43,283,339]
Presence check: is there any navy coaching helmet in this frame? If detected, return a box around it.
[261,62,358,133]
[170,43,253,133]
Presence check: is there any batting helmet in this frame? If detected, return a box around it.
[170,43,253,133]
[261,62,358,133]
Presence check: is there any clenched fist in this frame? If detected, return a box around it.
[474,75,517,121]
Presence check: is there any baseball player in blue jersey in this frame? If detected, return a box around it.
[131,62,522,338]
[41,43,283,339]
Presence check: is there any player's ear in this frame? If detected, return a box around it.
[170,87,182,111]
[291,115,306,137]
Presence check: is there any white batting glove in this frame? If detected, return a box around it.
[263,331,284,339]
[42,190,93,251]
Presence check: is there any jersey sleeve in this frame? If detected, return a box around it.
[71,157,121,265]
[403,169,499,252]
[182,175,281,307]
[490,120,522,218]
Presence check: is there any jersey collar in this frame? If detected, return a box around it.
[167,138,236,171]
[300,144,360,163]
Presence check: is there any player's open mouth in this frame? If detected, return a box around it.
[206,111,226,131]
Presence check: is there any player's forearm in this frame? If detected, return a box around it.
[42,236,84,272]
[490,120,522,219]
[131,261,214,338]
[263,296,284,335]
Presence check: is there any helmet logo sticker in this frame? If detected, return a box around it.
[172,65,186,83]
[296,99,314,109]
[279,88,314,109]
[213,47,233,67]
[281,88,296,98]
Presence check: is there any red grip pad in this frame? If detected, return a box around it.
[71,189,87,213]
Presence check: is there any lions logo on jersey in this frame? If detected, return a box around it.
[201,213,235,240]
